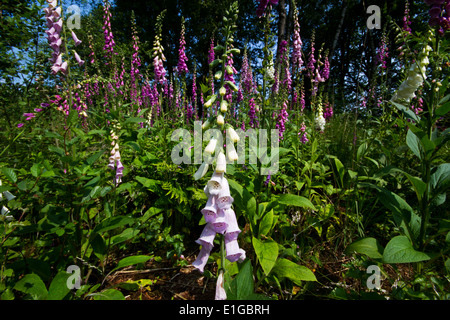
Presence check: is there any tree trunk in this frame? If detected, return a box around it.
[330,0,348,62]
[276,0,287,64]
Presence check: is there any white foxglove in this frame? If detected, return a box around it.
[215,272,227,300]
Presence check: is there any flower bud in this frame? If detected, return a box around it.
[220,100,228,113]
[217,114,224,126]
[226,127,240,143]
[204,137,217,155]
[215,152,227,173]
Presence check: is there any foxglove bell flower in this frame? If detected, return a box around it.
[215,271,227,300]
[215,151,227,174]
[71,30,82,46]
[192,171,245,274]
[107,127,124,186]
[315,99,326,131]
[204,137,218,155]
[177,18,189,75]
[292,5,303,71]
[391,45,432,102]
[74,51,85,67]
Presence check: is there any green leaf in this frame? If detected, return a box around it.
[406,129,422,160]
[345,237,384,260]
[30,163,42,177]
[13,273,48,300]
[435,101,450,117]
[371,184,421,243]
[135,176,159,192]
[1,167,17,183]
[47,271,71,300]
[252,237,278,275]
[226,260,270,300]
[112,255,152,272]
[383,236,431,264]
[391,101,419,122]
[272,258,317,283]
[90,288,125,300]
[92,216,134,234]
[86,150,104,166]
[125,117,145,124]
[258,209,274,237]
[277,194,316,211]
[110,228,140,246]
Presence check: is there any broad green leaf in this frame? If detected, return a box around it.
[90,288,125,300]
[357,142,368,163]
[435,101,450,117]
[375,185,421,243]
[406,129,422,160]
[431,163,450,194]
[110,228,140,246]
[252,237,278,275]
[345,237,384,260]
[112,255,152,272]
[258,209,273,237]
[383,236,430,264]
[92,216,134,234]
[277,194,316,211]
[226,260,270,300]
[124,117,145,124]
[135,176,159,192]
[13,273,48,300]
[334,157,345,187]
[1,167,17,183]
[391,101,419,122]
[47,271,71,300]
[86,150,104,166]
[272,258,317,283]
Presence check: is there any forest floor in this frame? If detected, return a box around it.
[100,243,414,300]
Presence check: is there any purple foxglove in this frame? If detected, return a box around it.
[206,172,224,195]
[107,158,115,170]
[195,224,216,248]
[50,38,62,51]
[217,177,233,210]
[23,113,36,121]
[71,30,82,46]
[59,61,68,74]
[225,238,243,263]
[53,18,63,32]
[215,272,227,300]
[211,209,228,234]
[54,53,62,66]
[53,6,62,18]
[201,196,217,223]
[224,208,240,241]
[74,51,85,66]
[192,243,213,273]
